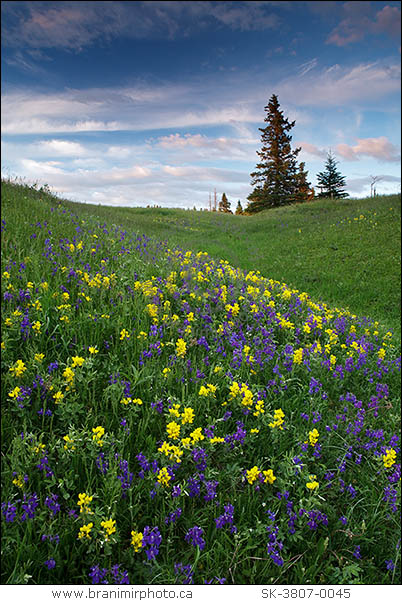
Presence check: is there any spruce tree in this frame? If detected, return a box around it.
[316,151,348,199]
[293,162,311,203]
[246,94,301,212]
[235,200,243,215]
[218,192,232,213]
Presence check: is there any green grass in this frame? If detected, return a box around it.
[1,179,400,586]
[7,180,399,340]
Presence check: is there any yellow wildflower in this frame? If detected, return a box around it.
[131,530,143,552]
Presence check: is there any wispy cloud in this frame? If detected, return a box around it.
[326,1,401,47]
[1,0,284,53]
[336,137,401,163]
[279,61,401,106]
[297,58,318,77]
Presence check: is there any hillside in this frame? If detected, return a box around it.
[1,179,400,585]
[3,179,400,339]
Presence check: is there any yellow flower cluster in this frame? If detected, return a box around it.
[131,530,143,552]
[383,448,396,469]
[246,466,276,485]
[77,493,93,514]
[92,425,105,446]
[306,475,319,490]
[308,429,320,447]
[101,518,116,541]
[269,408,285,430]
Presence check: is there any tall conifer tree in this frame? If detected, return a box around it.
[246,94,302,212]
[316,151,348,199]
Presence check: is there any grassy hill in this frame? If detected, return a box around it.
[1,178,400,585]
[3,179,400,339]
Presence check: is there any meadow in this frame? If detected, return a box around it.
[1,179,401,585]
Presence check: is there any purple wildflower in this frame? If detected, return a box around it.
[185,526,205,550]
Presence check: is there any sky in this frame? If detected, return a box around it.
[1,1,401,209]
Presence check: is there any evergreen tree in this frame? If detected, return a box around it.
[293,162,311,203]
[316,151,348,199]
[235,200,243,215]
[246,94,301,213]
[218,192,232,213]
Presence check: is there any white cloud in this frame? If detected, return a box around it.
[35,139,88,156]
[279,61,401,106]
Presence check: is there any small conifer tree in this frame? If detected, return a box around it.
[316,151,348,199]
[218,192,232,213]
[235,200,243,215]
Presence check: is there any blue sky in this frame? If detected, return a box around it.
[1,1,401,209]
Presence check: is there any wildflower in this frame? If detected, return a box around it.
[53,391,64,404]
[166,421,181,440]
[88,346,98,354]
[308,429,320,447]
[63,366,74,384]
[71,356,85,367]
[176,338,187,357]
[45,493,61,516]
[181,407,195,424]
[157,467,171,487]
[34,353,45,362]
[142,526,162,560]
[44,558,56,570]
[293,348,303,365]
[77,493,93,514]
[120,329,130,340]
[92,426,105,446]
[263,469,276,485]
[175,563,194,585]
[190,427,204,444]
[8,386,21,399]
[383,448,397,469]
[32,321,41,333]
[9,359,27,377]
[246,466,261,484]
[101,518,116,541]
[269,408,285,430]
[306,475,319,490]
[1,501,17,523]
[78,523,94,539]
[20,492,39,521]
[185,526,205,550]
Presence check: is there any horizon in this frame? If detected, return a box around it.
[1,1,401,209]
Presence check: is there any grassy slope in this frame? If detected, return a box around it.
[3,180,401,339]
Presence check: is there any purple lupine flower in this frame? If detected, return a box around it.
[21,492,39,521]
[1,501,18,523]
[45,493,60,516]
[89,565,109,585]
[385,559,395,571]
[187,476,201,498]
[185,526,205,550]
[215,504,237,532]
[203,480,218,502]
[44,558,56,570]
[174,563,194,585]
[192,447,208,472]
[353,545,361,559]
[142,526,162,560]
[165,508,182,525]
[172,485,181,498]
